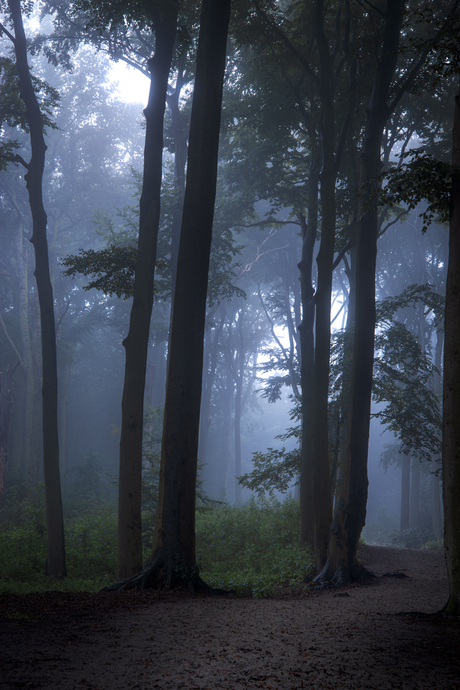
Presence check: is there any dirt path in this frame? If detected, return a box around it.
[1,546,459,689]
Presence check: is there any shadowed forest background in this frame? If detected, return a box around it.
[0,0,459,607]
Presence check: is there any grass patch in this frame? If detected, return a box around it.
[196,497,312,597]
[0,488,311,597]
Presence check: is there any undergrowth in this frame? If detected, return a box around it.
[0,487,312,597]
[196,497,313,597]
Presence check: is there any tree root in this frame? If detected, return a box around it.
[311,557,375,590]
[101,553,231,595]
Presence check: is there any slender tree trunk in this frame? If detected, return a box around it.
[234,313,244,507]
[13,202,41,486]
[0,366,16,502]
[117,7,178,580]
[400,454,410,531]
[198,312,225,471]
[8,0,66,577]
[309,0,337,570]
[431,474,442,540]
[298,174,319,550]
[316,0,405,585]
[409,459,420,529]
[105,0,231,591]
[442,84,460,616]
[150,0,230,586]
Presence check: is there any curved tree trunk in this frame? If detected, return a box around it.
[117,7,178,580]
[8,0,66,577]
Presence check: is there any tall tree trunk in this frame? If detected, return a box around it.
[106,0,231,590]
[430,474,442,540]
[442,84,460,616]
[0,366,16,503]
[234,312,244,507]
[409,459,420,529]
[309,0,336,570]
[400,454,411,531]
[12,200,41,486]
[150,0,230,586]
[8,0,66,577]
[117,7,178,580]
[198,311,225,473]
[298,166,319,551]
[316,0,405,586]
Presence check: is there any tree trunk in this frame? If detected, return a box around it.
[316,0,405,586]
[298,185,318,550]
[309,0,337,570]
[9,0,66,577]
[198,311,225,473]
[0,366,16,503]
[409,459,420,529]
[430,473,442,541]
[400,454,410,531]
[442,84,460,616]
[234,312,244,507]
[13,201,41,486]
[106,0,231,591]
[117,7,178,580]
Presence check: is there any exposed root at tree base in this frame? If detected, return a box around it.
[101,555,231,596]
[312,557,376,590]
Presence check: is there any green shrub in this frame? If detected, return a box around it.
[0,489,311,597]
[196,496,313,597]
[422,538,444,550]
[390,526,435,549]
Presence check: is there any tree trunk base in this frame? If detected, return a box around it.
[312,556,375,589]
[101,552,230,595]
[440,595,460,616]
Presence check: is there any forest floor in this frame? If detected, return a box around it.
[0,545,459,689]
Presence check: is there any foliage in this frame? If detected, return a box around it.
[0,56,60,169]
[0,482,119,592]
[196,497,312,597]
[373,322,442,462]
[378,150,454,232]
[372,283,443,463]
[390,526,436,550]
[238,401,301,495]
[0,489,311,597]
[61,244,137,299]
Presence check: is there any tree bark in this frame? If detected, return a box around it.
[234,310,244,507]
[400,454,410,531]
[117,5,178,580]
[298,186,318,550]
[309,0,336,570]
[8,0,66,577]
[409,459,420,528]
[106,0,231,591]
[442,84,460,616]
[316,0,405,586]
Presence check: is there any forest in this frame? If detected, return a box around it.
[0,0,460,624]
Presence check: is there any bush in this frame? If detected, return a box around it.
[0,484,120,593]
[390,526,435,549]
[196,496,313,597]
[0,489,312,597]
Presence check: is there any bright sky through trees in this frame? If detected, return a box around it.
[108,62,150,105]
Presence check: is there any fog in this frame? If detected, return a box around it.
[0,4,450,559]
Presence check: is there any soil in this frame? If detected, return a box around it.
[0,545,459,689]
